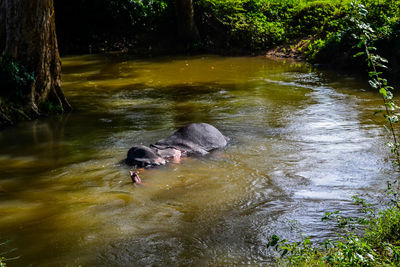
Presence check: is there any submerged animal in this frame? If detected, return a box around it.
[126,123,228,182]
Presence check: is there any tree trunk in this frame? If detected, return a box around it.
[0,0,5,52]
[175,0,200,44]
[1,0,71,117]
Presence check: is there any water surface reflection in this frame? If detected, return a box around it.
[0,55,395,266]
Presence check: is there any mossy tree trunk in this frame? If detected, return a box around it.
[0,0,71,124]
[175,0,200,44]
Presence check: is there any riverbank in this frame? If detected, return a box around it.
[269,193,400,266]
[55,0,400,75]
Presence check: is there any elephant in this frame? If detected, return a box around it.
[126,123,228,175]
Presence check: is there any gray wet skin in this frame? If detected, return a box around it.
[126,123,228,168]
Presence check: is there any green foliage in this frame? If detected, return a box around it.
[268,235,323,266]
[55,0,175,53]
[349,1,400,162]
[54,0,400,64]
[289,1,339,38]
[0,55,34,100]
[360,0,400,31]
[222,12,285,50]
[195,0,289,51]
[38,101,63,115]
[0,56,37,123]
[269,197,400,266]
[322,235,389,266]
[365,205,400,246]
[305,0,400,71]
[195,0,400,57]
[0,239,14,267]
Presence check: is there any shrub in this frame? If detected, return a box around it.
[54,0,175,53]
[196,0,289,51]
[288,1,338,38]
[305,0,400,72]
[365,206,400,246]
[269,203,400,266]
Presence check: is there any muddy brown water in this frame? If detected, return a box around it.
[0,55,396,266]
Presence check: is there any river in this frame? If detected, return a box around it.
[0,55,396,266]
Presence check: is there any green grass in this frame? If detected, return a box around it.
[268,201,400,266]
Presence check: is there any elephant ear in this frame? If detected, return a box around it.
[127,145,162,167]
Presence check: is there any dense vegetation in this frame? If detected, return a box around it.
[55,0,400,73]
[268,197,400,265]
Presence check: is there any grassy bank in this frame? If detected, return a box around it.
[197,0,400,74]
[268,195,400,266]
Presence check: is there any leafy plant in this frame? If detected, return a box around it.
[38,100,63,115]
[0,239,17,267]
[0,55,34,101]
[351,2,400,162]
[289,1,338,37]
[268,196,400,266]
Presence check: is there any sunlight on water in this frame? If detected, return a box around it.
[0,54,396,266]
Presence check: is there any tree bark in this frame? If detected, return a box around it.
[175,0,200,44]
[0,0,5,52]
[1,0,71,116]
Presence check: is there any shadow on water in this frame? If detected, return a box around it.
[0,115,78,179]
[94,170,290,266]
[0,54,397,266]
